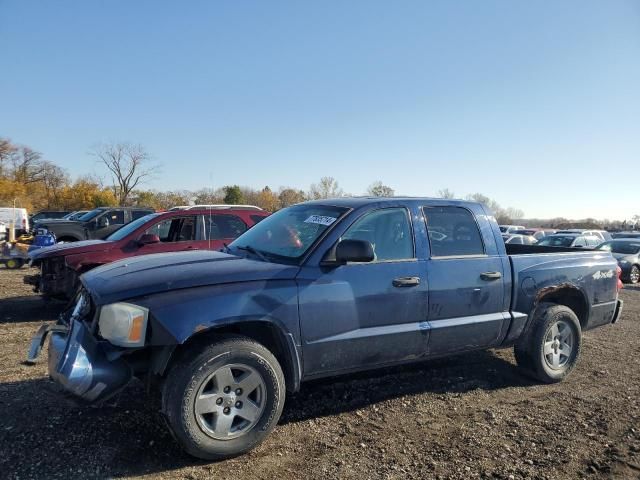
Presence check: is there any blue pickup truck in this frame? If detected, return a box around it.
[28,198,623,459]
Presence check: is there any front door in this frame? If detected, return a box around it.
[422,206,506,356]
[132,215,200,255]
[298,207,429,376]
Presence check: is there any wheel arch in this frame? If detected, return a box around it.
[534,284,589,329]
[157,320,302,393]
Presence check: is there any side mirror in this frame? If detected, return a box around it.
[97,217,109,228]
[138,233,160,246]
[335,239,374,263]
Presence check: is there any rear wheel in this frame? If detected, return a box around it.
[514,302,582,383]
[628,265,640,284]
[162,335,285,460]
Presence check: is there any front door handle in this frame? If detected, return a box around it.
[392,276,421,287]
[480,271,502,280]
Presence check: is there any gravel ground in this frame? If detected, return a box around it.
[1,267,639,480]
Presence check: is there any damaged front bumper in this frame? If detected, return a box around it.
[27,320,132,403]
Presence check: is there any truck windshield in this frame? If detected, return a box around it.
[229,204,348,262]
[77,208,105,222]
[597,241,640,255]
[106,213,160,241]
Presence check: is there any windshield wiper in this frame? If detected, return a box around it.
[236,245,269,262]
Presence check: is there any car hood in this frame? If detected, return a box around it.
[29,240,110,261]
[81,250,300,306]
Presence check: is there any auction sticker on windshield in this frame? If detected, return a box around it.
[304,215,337,226]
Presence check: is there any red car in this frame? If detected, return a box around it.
[25,208,269,300]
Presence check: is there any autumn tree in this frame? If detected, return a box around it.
[256,186,280,212]
[367,181,394,197]
[309,176,343,199]
[278,187,306,208]
[92,142,159,206]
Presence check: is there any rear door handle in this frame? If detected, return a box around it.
[392,277,421,287]
[480,271,502,280]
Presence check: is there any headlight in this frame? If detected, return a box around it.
[98,302,148,347]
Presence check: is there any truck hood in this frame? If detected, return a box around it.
[81,250,300,305]
[29,240,110,261]
[35,219,81,227]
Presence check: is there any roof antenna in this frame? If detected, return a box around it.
[208,172,213,251]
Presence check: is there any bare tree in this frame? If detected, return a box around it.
[309,176,343,200]
[367,181,395,197]
[41,161,69,208]
[437,188,455,199]
[92,142,159,206]
[0,138,17,177]
[11,146,46,184]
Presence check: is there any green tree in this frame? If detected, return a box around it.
[223,185,244,204]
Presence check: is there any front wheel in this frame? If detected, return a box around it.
[162,335,286,460]
[514,303,582,383]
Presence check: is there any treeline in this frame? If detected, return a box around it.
[3,137,533,224]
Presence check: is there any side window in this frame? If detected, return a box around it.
[205,215,248,240]
[587,237,600,247]
[342,208,413,261]
[250,214,267,225]
[511,236,523,245]
[132,210,150,220]
[108,210,125,225]
[573,237,586,247]
[423,206,484,257]
[144,216,196,242]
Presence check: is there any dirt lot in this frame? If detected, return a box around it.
[1,268,639,480]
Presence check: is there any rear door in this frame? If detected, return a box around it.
[422,205,507,356]
[203,214,249,249]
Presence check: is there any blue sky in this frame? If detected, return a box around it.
[1,1,639,220]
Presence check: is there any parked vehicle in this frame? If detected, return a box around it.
[30,210,72,222]
[596,239,640,284]
[0,207,29,234]
[513,228,556,240]
[61,210,90,221]
[537,234,601,248]
[32,206,154,242]
[28,198,622,460]
[612,232,640,239]
[26,208,268,300]
[169,205,264,211]
[502,234,537,245]
[499,224,526,234]
[555,229,612,241]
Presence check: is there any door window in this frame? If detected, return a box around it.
[144,216,196,242]
[573,237,586,247]
[107,210,125,225]
[132,210,151,220]
[423,206,484,257]
[341,208,413,261]
[204,215,247,240]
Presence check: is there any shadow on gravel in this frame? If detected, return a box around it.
[0,349,534,479]
[0,295,65,323]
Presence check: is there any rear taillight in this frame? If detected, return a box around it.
[616,265,623,291]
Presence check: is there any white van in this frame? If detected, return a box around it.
[0,207,29,235]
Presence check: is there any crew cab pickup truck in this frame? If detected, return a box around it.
[32,206,155,242]
[27,198,623,460]
[26,208,269,300]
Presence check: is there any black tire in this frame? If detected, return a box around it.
[514,302,582,383]
[627,265,640,284]
[5,258,24,269]
[162,335,286,460]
